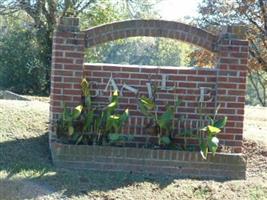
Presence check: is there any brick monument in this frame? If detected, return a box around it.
[49,17,248,179]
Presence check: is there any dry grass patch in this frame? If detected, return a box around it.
[0,100,266,200]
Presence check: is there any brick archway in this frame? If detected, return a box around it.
[50,17,249,154]
[83,20,217,52]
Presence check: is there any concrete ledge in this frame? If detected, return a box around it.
[50,141,247,180]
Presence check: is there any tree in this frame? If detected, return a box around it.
[0,28,47,94]
[85,37,192,67]
[196,0,267,106]
[0,0,107,94]
[122,0,161,18]
[0,0,161,95]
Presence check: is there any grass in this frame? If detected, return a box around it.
[0,99,267,200]
[249,186,267,200]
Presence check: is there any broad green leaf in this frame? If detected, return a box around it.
[102,110,111,131]
[120,109,129,124]
[109,133,121,142]
[94,117,101,133]
[208,136,219,156]
[110,115,120,120]
[139,102,155,119]
[199,140,208,159]
[62,104,71,122]
[107,114,121,133]
[107,101,117,108]
[71,132,79,140]
[72,105,83,119]
[83,110,94,132]
[68,126,74,136]
[214,116,228,129]
[106,101,117,114]
[140,96,155,110]
[85,96,92,107]
[139,101,151,117]
[160,136,171,145]
[75,135,83,145]
[207,125,221,135]
[158,107,174,130]
[106,118,113,132]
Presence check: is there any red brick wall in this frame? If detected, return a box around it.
[50,17,249,153]
[216,28,249,153]
[50,17,85,139]
[83,64,218,149]
[51,143,247,179]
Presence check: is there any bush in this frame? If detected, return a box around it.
[0,29,48,95]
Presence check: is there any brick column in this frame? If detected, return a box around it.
[216,26,249,153]
[49,17,85,140]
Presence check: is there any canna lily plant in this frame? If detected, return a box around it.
[199,105,228,159]
[139,95,181,146]
[57,79,131,145]
[57,78,94,144]
[57,103,83,139]
[94,90,130,145]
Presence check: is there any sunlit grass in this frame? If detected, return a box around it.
[0,99,266,200]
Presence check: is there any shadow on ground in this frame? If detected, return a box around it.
[0,133,228,199]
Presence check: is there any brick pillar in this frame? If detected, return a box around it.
[49,17,85,140]
[216,25,249,153]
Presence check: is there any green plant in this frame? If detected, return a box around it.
[178,129,196,151]
[139,95,181,146]
[0,28,48,95]
[72,78,95,144]
[57,77,131,146]
[57,78,94,144]
[56,104,83,139]
[198,105,228,159]
[94,90,130,145]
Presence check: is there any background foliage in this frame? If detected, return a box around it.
[85,37,192,67]
[194,0,267,106]
[0,0,266,106]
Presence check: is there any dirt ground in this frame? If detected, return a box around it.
[244,106,267,147]
[0,100,266,200]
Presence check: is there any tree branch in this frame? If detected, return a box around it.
[248,70,265,106]
[255,70,267,105]
[258,0,267,35]
[76,0,96,16]
[243,12,265,34]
